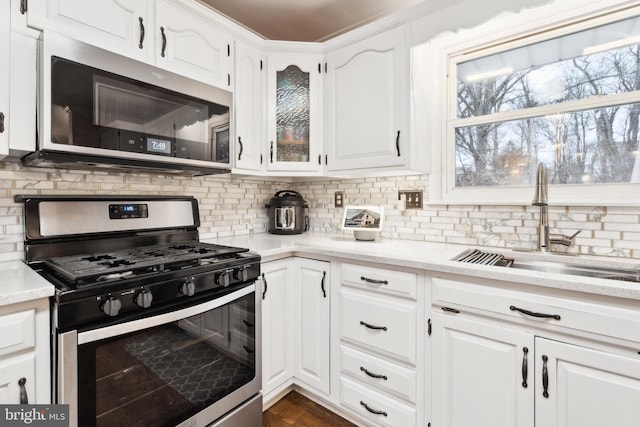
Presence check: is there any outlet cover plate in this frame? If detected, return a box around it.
[399,190,423,209]
[334,191,345,207]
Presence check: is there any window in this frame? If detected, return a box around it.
[427,2,640,204]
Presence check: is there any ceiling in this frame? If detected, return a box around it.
[198,0,420,42]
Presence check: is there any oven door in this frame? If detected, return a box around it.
[56,284,261,427]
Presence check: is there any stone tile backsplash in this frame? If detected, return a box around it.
[1,158,639,261]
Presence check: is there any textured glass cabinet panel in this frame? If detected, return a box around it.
[276,65,310,162]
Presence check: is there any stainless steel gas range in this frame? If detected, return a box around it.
[16,195,262,427]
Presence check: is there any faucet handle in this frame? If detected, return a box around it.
[549,230,581,247]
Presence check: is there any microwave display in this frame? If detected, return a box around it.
[50,56,231,164]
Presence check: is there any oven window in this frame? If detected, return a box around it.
[77,293,256,427]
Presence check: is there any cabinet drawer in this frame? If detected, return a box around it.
[340,345,416,403]
[0,309,35,357]
[341,289,416,365]
[341,377,416,427]
[341,263,417,300]
[433,277,640,344]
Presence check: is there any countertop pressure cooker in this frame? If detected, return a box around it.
[265,190,309,234]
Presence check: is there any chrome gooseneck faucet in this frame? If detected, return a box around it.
[532,162,581,252]
[532,163,550,251]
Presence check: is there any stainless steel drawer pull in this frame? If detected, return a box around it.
[441,306,460,314]
[360,366,388,380]
[360,276,388,285]
[510,305,560,320]
[360,401,387,417]
[360,320,387,331]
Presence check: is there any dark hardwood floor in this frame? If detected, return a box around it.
[262,391,357,427]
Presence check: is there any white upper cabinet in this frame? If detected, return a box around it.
[27,0,152,62]
[233,40,265,173]
[27,0,233,90]
[154,1,232,89]
[266,52,323,174]
[0,0,38,159]
[325,26,425,174]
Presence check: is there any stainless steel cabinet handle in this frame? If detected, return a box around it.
[160,27,167,57]
[360,401,387,416]
[360,366,387,380]
[261,273,267,300]
[510,305,561,320]
[360,320,387,331]
[542,355,549,398]
[238,136,243,160]
[360,276,388,285]
[270,141,274,163]
[395,130,401,156]
[521,347,529,388]
[320,271,327,298]
[0,112,4,133]
[18,378,28,404]
[20,0,27,14]
[138,17,145,49]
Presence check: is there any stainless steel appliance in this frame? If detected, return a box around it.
[24,31,233,175]
[17,195,261,427]
[265,190,309,234]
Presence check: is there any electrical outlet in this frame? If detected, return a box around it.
[334,191,345,207]
[399,190,423,209]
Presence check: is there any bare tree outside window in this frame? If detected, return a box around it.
[452,15,640,189]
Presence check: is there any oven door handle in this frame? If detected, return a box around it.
[78,284,255,344]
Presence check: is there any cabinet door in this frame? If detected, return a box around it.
[293,258,330,394]
[535,338,640,427]
[0,3,9,159]
[261,260,294,395]
[155,1,232,90]
[234,40,265,172]
[325,26,406,172]
[266,52,323,173]
[0,354,36,404]
[27,0,150,62]
[431,312,534,427]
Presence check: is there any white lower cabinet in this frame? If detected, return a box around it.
[431,275,640,427]
[535,338,640,427]
[0,299,50,404]
[293,258,331,395]
[431,312,534,427]
[338,262,425,426]
[261,259,294,398]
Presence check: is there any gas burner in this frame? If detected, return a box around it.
[42,241,251,288]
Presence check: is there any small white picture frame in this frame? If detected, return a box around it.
[341,206,384,241]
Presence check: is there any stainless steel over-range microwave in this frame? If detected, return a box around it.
[24,31,233,175]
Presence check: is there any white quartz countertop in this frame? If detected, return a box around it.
[205,232,640,301]
[0,261,55,307]
[6,232,640,307]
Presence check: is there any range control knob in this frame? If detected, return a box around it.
[234,267,249,282]
[101,296,122,317]
[216,272,230,287]
[180,280,196,296]
[134,289,153,308]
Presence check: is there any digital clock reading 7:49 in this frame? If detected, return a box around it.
[147,137,172,154]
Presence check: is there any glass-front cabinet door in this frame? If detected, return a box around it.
[266,52,323,174]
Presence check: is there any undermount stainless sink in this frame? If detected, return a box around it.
[452,249,640,283]
[508,260,640,282]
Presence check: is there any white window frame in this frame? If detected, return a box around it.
[423,0,640,206]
